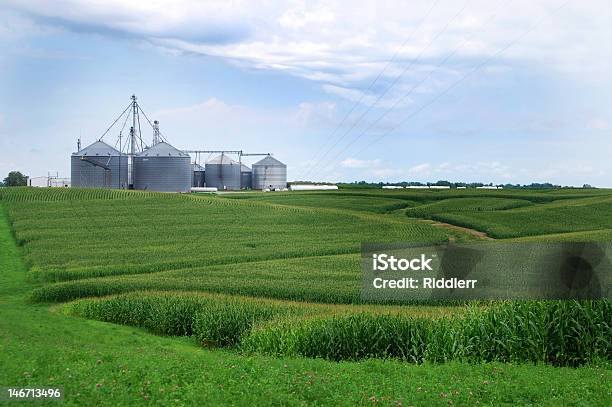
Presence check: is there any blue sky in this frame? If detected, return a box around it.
[0,0,610,186]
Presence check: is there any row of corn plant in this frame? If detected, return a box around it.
[66,292,317,345]
[3,187,450,282]
[242,300,611,366]
[67,291,610,367]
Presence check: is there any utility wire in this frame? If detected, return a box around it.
[320,1,570,181]
[313,0,512,179]
[300,0,470,181]
[295,0,442,180]
[98,102,132,141]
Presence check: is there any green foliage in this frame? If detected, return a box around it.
[66,290,611,367]
[225,192,418,213]
[460,300,611,366]
[193,301,301,347]
[1,188,448,282]
[429,196,612,238]
[4,186,612,373]
[29,255,363,303]
[3,171,28,187]
[405,197,533,218]
[244,301,611,366]
[67,291,305,344]
[2,193,612,405]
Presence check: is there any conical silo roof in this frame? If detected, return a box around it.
[73,140,121,156]
[207,154,239,165]
[253,155,286,167]
[240,163,251,172]
[137,141,189,157]
[193,163,205,171]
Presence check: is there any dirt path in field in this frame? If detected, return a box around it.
[421,220,495,241]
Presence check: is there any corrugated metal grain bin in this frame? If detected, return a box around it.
[252,155,287,190]
[240,163,252,189]
[71,140,127,188]
[205,154,241,191]
[192,163,205,188]
[133,142,191,192]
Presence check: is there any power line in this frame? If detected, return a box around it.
[319,1,570,181]
[300,0,470,180]
[296,0,442,180]
[313,0,512,179]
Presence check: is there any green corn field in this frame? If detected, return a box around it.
[0,186,610,404]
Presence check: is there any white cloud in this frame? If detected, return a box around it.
[0,8,62,40]
[6,0,612,98]
[278,4,335,29]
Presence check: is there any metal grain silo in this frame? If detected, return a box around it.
[240,163,252,189]
[71,140,127,188]
[133,142,191,192]
[205,154,241,190]
[192,163,205,188]
[252,155,287,190]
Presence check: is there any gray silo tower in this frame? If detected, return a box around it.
[240,163,252,189]
[252,155,287,190]
[133,141,191,192]
[192,163,205,187]
[205,154,241,190]
[71,140,127,188]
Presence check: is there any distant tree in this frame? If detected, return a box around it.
[583,184,593,189]
[3,171,28,187]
